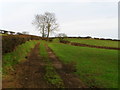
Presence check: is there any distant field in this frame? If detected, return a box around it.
[64,38,118,48]
[48,43,118,88]
[0,34,7,36]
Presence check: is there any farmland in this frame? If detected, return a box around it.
[1,1,119,89]
[2,35,119,88]
[48,42,118,88]
[64,38,118,48]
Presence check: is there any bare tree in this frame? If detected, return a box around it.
[44,12,59,40]
[32,14,46,38]
[32,12,59,39]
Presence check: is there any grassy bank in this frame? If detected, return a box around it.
[48,43,118,88]
[64,38,118,48]
[2,40,39,74]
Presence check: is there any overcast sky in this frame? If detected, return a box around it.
[0,0,119,39]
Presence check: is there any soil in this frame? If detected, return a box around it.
[2,43,51,88]
[45,45,87,88]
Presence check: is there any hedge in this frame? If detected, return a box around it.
[2,35,41,55]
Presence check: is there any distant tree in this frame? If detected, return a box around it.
[17,32,23,35]
[32,12,59,39]
[22,31,29,35]
[57,33,67,40]
[9,31,15,35]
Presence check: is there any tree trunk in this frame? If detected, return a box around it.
[47,24,50,41]
[42,25,45,38]
[47,28,50,41]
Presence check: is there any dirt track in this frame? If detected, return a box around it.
[2,43,51,88]
[46,45,87,88]
[2,43,86,88]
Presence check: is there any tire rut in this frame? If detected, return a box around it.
[45,45,87,88]
[3,43,51,88]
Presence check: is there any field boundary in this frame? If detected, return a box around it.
[60,40,120,50]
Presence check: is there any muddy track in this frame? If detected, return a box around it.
[2,43,51,88]
[3,42,87,88]
[45,45,87,88]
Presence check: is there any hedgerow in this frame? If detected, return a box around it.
[2,35,41,55]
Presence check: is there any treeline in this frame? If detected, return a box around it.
[0,29,27,35]
[53,36,120,41]
[2,35,41,55]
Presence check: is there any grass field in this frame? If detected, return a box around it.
[2,40,39,74]
[2,39,118,88]
[48,42,118,88]
[64,38,118,48]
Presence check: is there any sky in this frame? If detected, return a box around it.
[0,0,119,39]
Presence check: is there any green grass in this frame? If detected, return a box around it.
[64,38,118,48]
[2,40,38,74]
[39,41,64,88]
[52,38,60,43]
[48,43,118,88]
[39,41,49,61]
